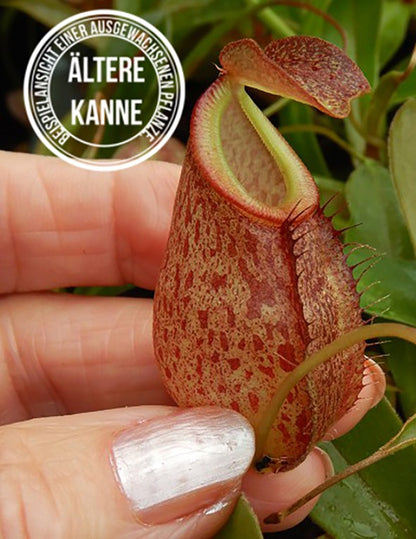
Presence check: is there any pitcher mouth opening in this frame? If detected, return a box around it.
[191,76,319,225]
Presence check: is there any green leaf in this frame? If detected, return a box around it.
[312,441,405,538]
[379,1,410,69]
[333,401,416,525]
[389,99,416,256]
[290,411,416,524]
[298,0,334,38]
[141,0,249,67]
[245,0,295,38]
[72,285,135,296]
[365,70,404,141]
[325,0,382,131]
[345,160,416,324]
[214,495,262,539]
[314,175,349,230]
[114,0,143,14]
[326,0,382,88]
[379,104,416,410]
[391,64,416,106]
[386,413,416,448]
[143,0,246,33]
[384,338,416,418]
[314,174,345,198]
[346,161,413,258]
[0,0,76,27]
[355,258,416,326]
[312,399,416,537]
[279,103,330,176]
[182,18,237,77]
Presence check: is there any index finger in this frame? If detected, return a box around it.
[0,151,180,292]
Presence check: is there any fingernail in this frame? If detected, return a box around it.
[111,407,255,524]
[363,358,386,408]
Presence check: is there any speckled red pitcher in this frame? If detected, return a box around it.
[153,36,370,470]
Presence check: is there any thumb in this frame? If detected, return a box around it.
[1,406,254,538]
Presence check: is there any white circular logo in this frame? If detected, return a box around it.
[24,9,185,171]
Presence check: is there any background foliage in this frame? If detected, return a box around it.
[1,1,416,537]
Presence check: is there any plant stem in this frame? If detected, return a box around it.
[364,43,416,151]
[279,124,369,162]
[245,0,295,38]
[348,109,386,149]
[265,432,416,524]
[254,323,416,461]
[246,0,347,48]
[401,43,416,81]
[263,97,290,117]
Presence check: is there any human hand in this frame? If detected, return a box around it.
[0,151,385,537]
